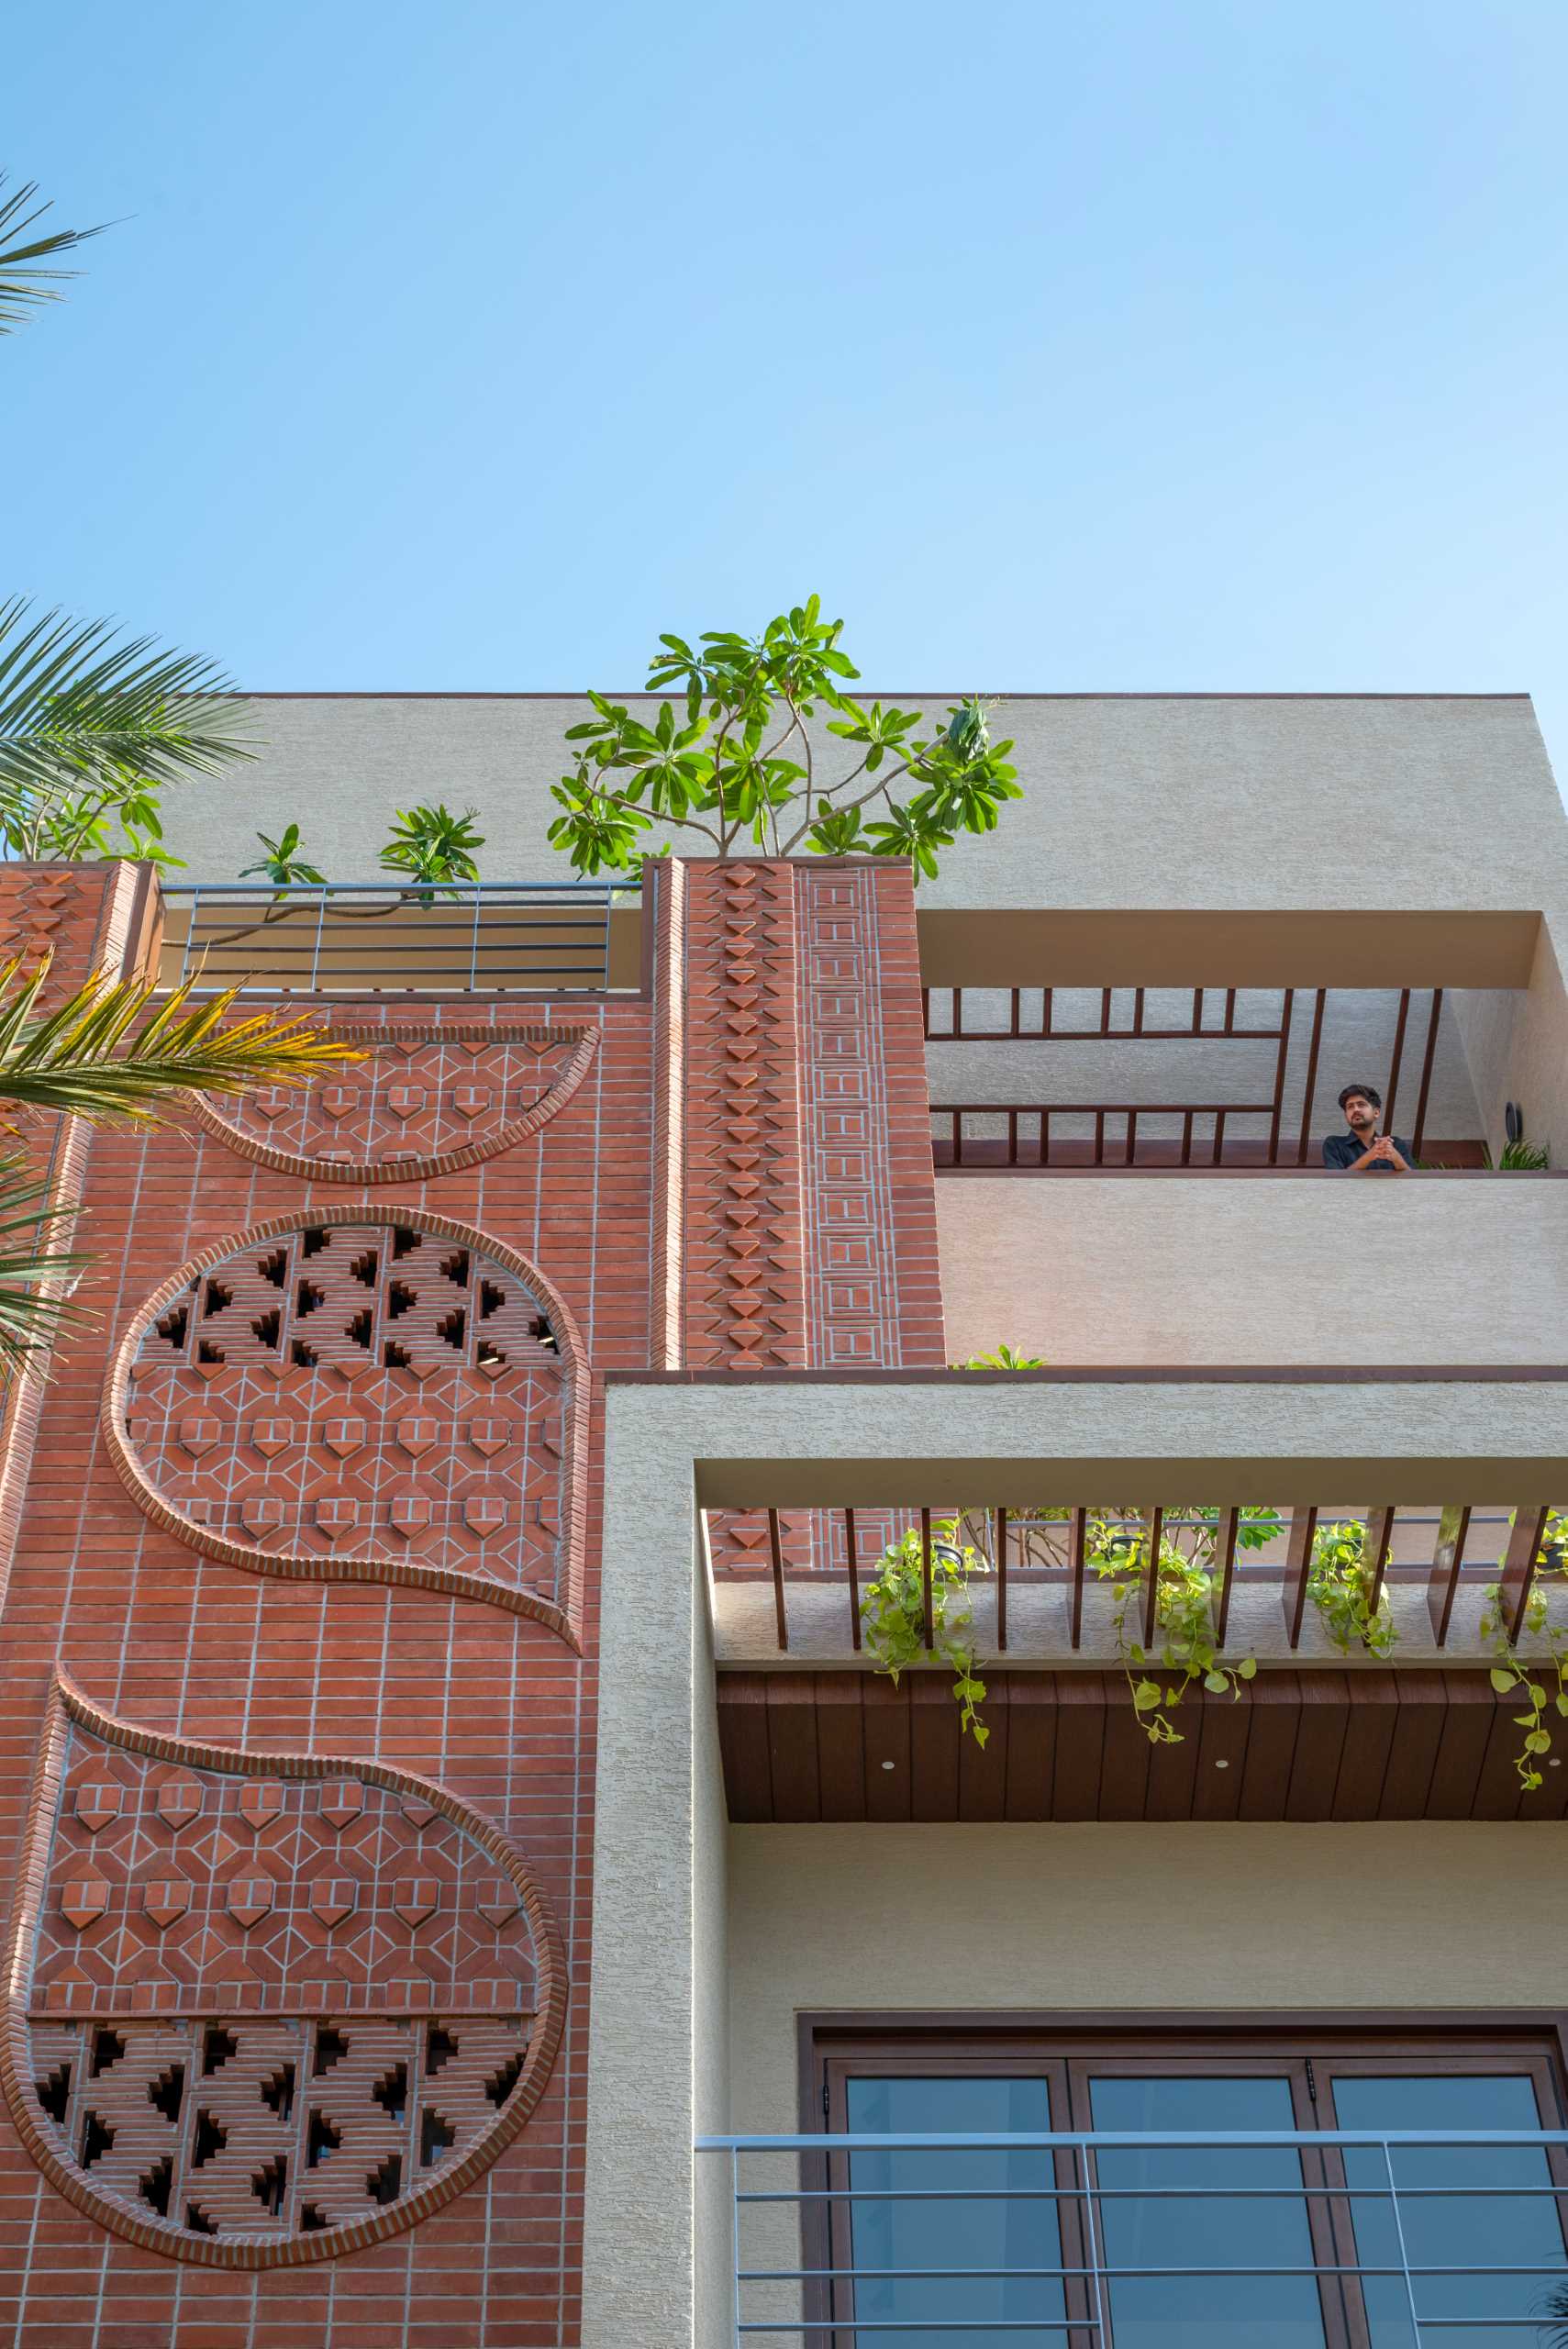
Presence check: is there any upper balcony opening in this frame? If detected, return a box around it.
[926,980,1487,1169]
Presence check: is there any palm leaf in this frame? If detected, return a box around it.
[0,957,359,1122]
[0,175,104,335]
[0,1153,93,1369]
[0,597,254,804]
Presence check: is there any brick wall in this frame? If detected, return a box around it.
[0,856,940,2345]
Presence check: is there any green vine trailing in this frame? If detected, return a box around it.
[1480,1509,1568,1791]
[859,1490,1568,1778]
[1307,1520,1397,1657]
[854,1349,1043,1746]
[859,1518,991,1745]
[1085,1508,1274,1744]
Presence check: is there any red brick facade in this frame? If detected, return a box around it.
[0,856,940,2344]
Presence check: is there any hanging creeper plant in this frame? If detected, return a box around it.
[860,1518,990,1745]
[1481,1508,1568,1791]
[1307,1520,1397,1657]
[1089,1510,1273,1744]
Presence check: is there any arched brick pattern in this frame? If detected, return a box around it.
[0,1675,565,2267]
[187,1022,598,1184]
[103,1208,590,1641]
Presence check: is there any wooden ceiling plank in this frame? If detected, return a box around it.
[815,1672,867,1823]
[765,1675,822,1823]
[717,1673,775,1823]
[1003,1672,1057,1820]
[1284,1672,1351,1822]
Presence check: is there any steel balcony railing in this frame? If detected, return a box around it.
[701,2128,1568,2343]
[923,983,1464,1167]
[157,878,639,994]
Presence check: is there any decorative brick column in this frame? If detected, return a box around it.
[679,857,944,1370]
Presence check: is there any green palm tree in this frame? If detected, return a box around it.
[0,170,337,1371]
[1,173,252,835]
[0,173,101,334]
[0,957,356,1367]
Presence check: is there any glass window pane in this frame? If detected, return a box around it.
[1332,2073,1568,2349]
[1089,2076,1327,2349]
[845,2076,1064,2348]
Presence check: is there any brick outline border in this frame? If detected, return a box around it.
[0,1669,568,2268]
[99,1205,591,1646]
[185,1021,599,1185]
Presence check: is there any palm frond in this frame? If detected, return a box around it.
[0,597,254,803]
[0,957,360,1123]
[0,175,105,335]
[0,1153,92,1369]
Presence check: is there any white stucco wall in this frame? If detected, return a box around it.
[936,1174,1568,1367]
[726,1821,1568,2132]
[165,692,1568,913]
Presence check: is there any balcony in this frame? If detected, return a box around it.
[924,983,1484,1169]
[156,876,644,994]
[626,1362,1568,1823]
[701,2125,1568,2343]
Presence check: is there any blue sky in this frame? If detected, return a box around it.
[7,1,1568,779]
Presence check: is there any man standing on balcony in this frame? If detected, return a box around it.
[1322,1083,1414,1172]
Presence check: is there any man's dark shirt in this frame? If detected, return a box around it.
[1322,1131,1414,1172]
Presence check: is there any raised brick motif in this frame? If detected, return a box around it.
[107,1208,586,1630]
[188,1022,599,1184]
[682,863,806,1366]
[2,1677,562,2264]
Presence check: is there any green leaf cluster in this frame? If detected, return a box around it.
[952,1342,1046,1369]
[1307,1520,1396,1658]
[1480,1508,1568,1791]
[1086,1510,1269,1744]
[379,802,484,894]
[240,823,326,888]
[239,805,484,900]
[546,596,1021,883]
[860,1518,989,1746]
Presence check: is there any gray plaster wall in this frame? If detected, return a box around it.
[1451,913,1568,1165]
[936,1174,1568,1366]
[168,693,1568,912]
[726,1822,1568,2134]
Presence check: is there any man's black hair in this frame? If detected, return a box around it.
[1338,1082,1382,1111]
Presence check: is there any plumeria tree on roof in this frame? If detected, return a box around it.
[546,596,1022,883]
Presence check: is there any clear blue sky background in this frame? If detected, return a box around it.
[7,1,1568,779]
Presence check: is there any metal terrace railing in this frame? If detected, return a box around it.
[702,2127,1568,2343]
[703,1503,1562,1654]
[924,984,1458,1167]
[157,878,641,994]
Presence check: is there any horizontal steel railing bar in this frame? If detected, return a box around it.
[931,1101,1276,1116]
[161,881,634,896]
[703,2129,1568,2147]
[927,1029,1287,1042]
[738,2324,1095,2336]
[175,943,610,961]
[743,2260,1568,2278]
[738,2184,1568,2204]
